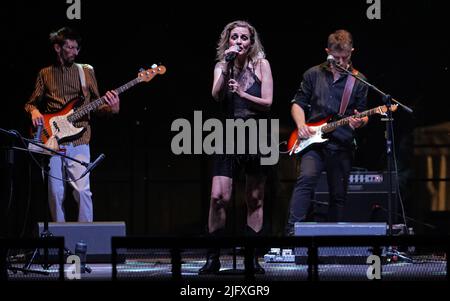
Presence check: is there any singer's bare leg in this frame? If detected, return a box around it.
[208,176,232,233]
[245,174,266,232]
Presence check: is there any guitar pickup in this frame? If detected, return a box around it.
[52,121,60,132]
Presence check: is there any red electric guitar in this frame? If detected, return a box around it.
[287,104,398,156]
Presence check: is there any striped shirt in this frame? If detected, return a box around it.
[25,63,113,146]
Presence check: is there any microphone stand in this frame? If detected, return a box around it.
[216,61,246,275]
[26,139,91,173]
[1,128,95,275]
[0,127,93,176]
[332,63,413,238]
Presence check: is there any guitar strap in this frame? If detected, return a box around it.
[339,68,359,115]
[76,63,89,100]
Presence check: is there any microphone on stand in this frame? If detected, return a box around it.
[327,54,336,65]
[327,54,347,72]
[80,153,105,179]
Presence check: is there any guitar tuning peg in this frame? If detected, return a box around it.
[151,64,157,69]
[139,68,145,72]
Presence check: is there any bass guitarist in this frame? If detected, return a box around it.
[24,27,120,222]
[285,29,368,235]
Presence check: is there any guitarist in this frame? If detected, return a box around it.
[24,27,120,222]
[285,30,368,235]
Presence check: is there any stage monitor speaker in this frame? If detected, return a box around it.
[313,171,398,222]
[294,222,387,264]
[38,221,126,262]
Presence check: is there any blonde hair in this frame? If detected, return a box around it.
[216,20,265,64]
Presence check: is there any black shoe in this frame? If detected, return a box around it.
[198,256,221,275]
[198,229,225,275]
[244,226,266,274]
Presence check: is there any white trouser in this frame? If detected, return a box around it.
[48,144,93,222]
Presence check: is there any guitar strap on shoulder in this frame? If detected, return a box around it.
[339,68,359,115]
[76,63,89,100]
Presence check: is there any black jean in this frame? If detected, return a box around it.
[286,144,353,234]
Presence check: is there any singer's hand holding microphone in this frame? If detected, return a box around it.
[224,45,242,62]
[223,45,243,95]
[228,79,242,95]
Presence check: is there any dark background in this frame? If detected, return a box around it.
[1,0,449,237]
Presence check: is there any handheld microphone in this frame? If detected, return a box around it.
[225,46,242,62]
[80,153,105,179]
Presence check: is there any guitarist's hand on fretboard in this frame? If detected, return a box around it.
[30,65,166,149]
[104,90,120,113]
